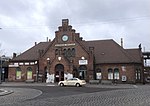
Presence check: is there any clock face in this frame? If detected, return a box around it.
[62,35,69,41]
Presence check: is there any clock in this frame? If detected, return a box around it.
[62,35,69,41]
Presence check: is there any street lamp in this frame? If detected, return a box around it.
[0,57,2,84]
[0,56,4,84]
[47,58,50,73]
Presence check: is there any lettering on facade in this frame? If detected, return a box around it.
[55,43,76,47]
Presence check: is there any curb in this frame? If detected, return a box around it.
[0,89,14,96]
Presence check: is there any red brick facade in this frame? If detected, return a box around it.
[8,19,144,84]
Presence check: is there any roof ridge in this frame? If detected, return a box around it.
[75,39,90,54]
[85,39,113,42]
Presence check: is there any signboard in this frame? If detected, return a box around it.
[122,66,126,72]
[96,72,102,80]
[79,60,88,65]
[122,75,127,81]
[9,64,19,67]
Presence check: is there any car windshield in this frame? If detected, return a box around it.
[67,78,78,81]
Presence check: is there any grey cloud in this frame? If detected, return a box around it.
[0,0,150,56]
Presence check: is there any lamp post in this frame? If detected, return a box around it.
[0,28,2,84]
[47,58,50,73]
[0,56,4,84]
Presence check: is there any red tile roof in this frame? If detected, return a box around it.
[11,42,50,61]
[82,39,142,64]
[11,39,142,64]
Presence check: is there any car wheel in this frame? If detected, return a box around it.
[76,83,80,87]
[60,83,64,87]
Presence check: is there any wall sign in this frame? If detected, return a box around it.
[79,60,88,65]
[122,75,127,81]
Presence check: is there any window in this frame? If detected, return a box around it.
[136,69,141,80]
[96,68,102,80]
[67,48,71,57]
[63,49,67,57]
[108,68,113,80]
[16,67,21,80]
[138,69,141,79]
[55,49,59,55]
[27,67,33,80]
[114,68,119,80]
[71,48,75,57]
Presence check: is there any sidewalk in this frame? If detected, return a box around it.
[0,82,138,89]
[0,89,14,96]
[85,83,138,89]
[0,82,57,87]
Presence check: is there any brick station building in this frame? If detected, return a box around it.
[8,19,144,84]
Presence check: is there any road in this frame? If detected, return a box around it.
[1,84,150,106]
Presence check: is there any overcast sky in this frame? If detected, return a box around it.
[0,0,150,56]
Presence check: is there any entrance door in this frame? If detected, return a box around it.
[79,65,87,80]
[55,64,64,82]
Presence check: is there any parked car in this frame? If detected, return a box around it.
[58,78,86,87]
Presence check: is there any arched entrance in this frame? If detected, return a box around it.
[79,65,87,80]
[55,64,64,82]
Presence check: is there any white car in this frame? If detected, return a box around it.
[58,78,86,87]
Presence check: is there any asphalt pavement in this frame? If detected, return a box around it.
[1,82,149,106]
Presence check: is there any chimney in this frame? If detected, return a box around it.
[35,42,37,45]
[13,53,17,58]
[47,37,49,42]
[138,44,142,51]
[62,19,69,26]
[121,38,123,47]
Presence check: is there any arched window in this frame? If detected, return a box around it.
[67,48,71,57]
[114,68,119,80]
[71,48,75,57]
[27,67,33,80]
[55,49,59,55]
[63,49,67,57]
[16,67,21,80]
[96,68,102,80]
[108,68,113,80]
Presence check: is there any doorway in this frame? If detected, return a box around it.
[55,64,64,82]
[79,65,87,80]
